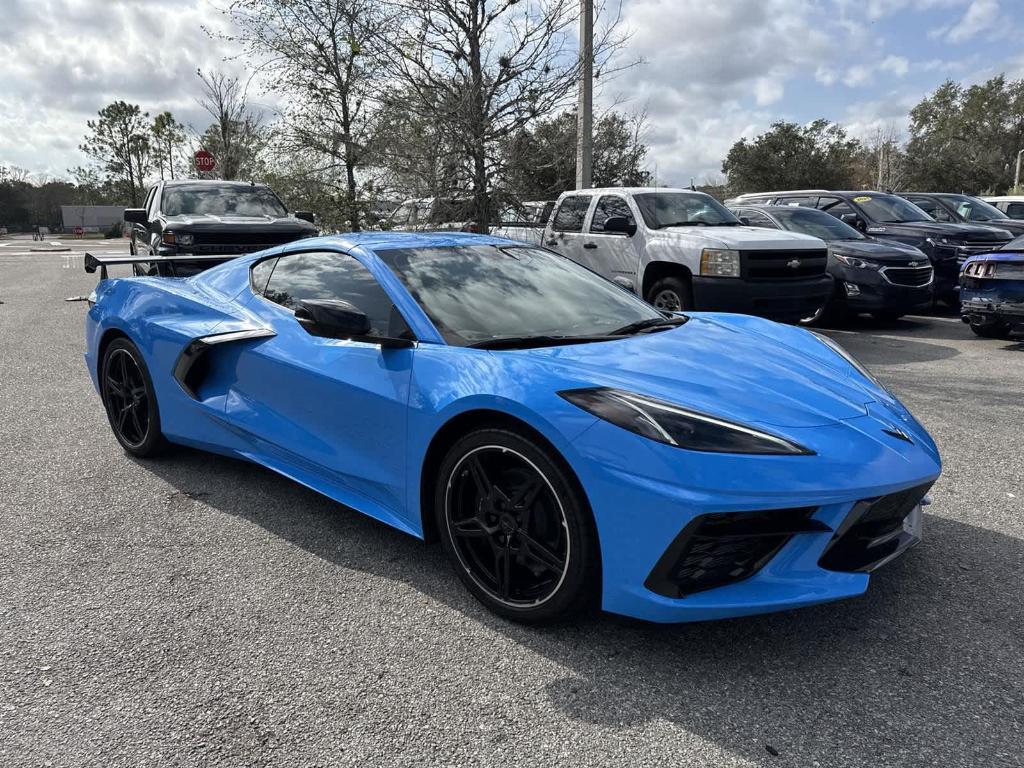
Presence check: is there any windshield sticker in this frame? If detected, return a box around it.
[853,196,873,203]
[866,227,887,233]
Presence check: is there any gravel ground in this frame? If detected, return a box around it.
[1,241,1022,768]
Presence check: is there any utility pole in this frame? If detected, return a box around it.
[575,0,593,190]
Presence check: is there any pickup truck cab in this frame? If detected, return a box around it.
[542,188,832,321]
[124,180,317,276]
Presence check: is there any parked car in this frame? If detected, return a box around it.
[728,204,932,322]
[385,197,488,233]
[728,190,1013,305]
[83,231,941,624]
[982,195,1024,220]
[490,200,555,244]
[124,180,318,276]
[899,192,1024,236]
[960,234,1024,339]
[542,188,832,322]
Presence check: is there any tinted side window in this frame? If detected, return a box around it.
[251,257,278,295]
[909,197,951,221]
[737,209,777,228]
[818,197,855,219]
[1005,202,1024,219]
[552,196,592,232]
[590,196,635,233]
[263,252,402,337]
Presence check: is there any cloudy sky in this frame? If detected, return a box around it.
[1,0,1022,187]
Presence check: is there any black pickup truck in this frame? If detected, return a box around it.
[124,180,317,275]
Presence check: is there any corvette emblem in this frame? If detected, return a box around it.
[883,425,913,444]
[786,259,801,269]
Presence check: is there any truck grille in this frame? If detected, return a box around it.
[188,231,306,254]
[881,264,933,287]
[742,249,828,280]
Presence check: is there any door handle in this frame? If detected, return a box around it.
[583,242,598,249]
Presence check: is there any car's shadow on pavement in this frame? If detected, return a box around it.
[138,449,1024,767]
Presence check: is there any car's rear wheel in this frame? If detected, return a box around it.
[969,320,1013,339]
[647,276,694,312]
[435,428,598,623]
[100,338,167,457]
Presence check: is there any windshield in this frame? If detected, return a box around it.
[771,207,864,241]
[633,192,740,228]
[938,194,1007,222]
[162,185,287,217]
[377,245,663,346]
[853,194,931,224]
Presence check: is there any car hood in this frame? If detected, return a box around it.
[865,220,1011,242]
[656,225,825,251]
[513,314,881,429]
[162,214,317,233]
[829,238,926,262]
[974,219,1024,236]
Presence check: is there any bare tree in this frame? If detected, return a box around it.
[866,124,908,192]
[151,111,188,180]
[215,0,393,230]
[196,69,266,180]
[385,0,627,231]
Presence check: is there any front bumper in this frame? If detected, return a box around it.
[831,266,933,313]
[691,275,834,321]
[570,412,940,623]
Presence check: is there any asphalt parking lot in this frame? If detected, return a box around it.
[1,237,1022,768]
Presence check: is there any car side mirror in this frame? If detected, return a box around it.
[124,208,148,224]
[603,216,636,236]
[739,216,752,226]
[295,298,412,348]
[295,211,315,223]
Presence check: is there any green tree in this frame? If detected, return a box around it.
[151,111,188,180]
[78,101,151,205]
[503,109,651,201]
[722,119,862,196]
[905,76,1024,193]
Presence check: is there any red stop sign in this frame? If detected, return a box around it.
[194,150,216,173]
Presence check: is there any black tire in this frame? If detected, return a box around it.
[646,275,694,312]
[969,320,1013,339]
[100,338,168,457]
[434,428,599,624]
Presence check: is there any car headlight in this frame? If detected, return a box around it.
[559,388,813,455]
[700,248,740,278]
[810,331,888,392]
[162,231,194,246]
[833,253,881,270]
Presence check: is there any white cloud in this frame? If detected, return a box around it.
[843,66,873,88]
[939,0,1001,43]
[815,66,839,86]
[880,55,910,77]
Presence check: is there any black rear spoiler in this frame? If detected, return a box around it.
[83,253,233,280]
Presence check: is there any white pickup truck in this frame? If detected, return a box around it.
[541,187,832,321]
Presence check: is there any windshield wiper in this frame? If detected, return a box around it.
[469,334,622,350]
[608,315,688,336]
[658,221,705,228]
[704,221,740,226]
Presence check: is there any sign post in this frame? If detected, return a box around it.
[194,150,217,175]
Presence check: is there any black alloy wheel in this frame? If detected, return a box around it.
[436,428,598,623]
[100,338,167,457]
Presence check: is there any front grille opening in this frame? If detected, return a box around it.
[883,266,933,287]
[819,482,933,573]
[741,249,829,281]
[645,507,829,599]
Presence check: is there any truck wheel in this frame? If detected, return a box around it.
[647,276,693,312]
[969,320,1013,339]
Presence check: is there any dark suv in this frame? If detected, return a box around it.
[899,192,1024,237]
[727,190,1013,304]
[125,180,318,275]
[728,204,932,322]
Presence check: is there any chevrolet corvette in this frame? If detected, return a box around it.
[83,232,941,623]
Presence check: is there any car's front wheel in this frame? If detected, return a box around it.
[969,320,1013,339]
[647,275,694,312]
[435,428,599,623]
[100,338,168,457]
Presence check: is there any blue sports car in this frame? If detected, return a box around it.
[83,232,941,624]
